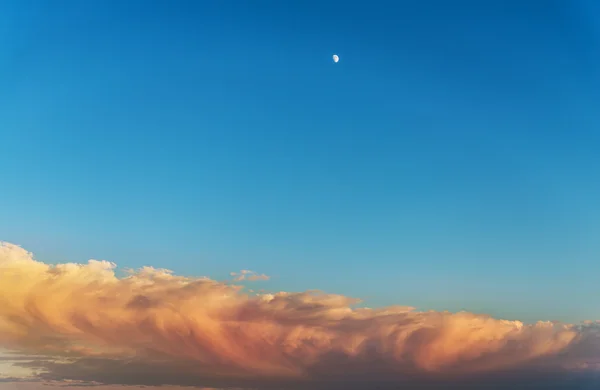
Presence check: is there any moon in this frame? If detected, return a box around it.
[333,54,339,63]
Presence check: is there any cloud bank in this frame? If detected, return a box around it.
[0,241,598,389]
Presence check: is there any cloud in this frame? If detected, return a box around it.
[230,270,270,282]
[0,241,599,389]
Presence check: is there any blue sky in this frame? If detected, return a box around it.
[1,0,599,323]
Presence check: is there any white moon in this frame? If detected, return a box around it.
[333,54,339,63]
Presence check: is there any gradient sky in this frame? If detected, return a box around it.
[1,0,600,323]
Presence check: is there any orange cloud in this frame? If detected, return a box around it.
[0,241,597,389]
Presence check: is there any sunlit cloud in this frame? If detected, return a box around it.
[0,241,598,389]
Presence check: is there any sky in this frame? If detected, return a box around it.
[1,1,600,387]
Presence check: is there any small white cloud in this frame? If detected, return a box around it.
[230,270,269,282]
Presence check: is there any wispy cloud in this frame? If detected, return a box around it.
[230,270,270,282]
[0,241,598,389]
